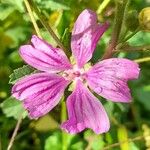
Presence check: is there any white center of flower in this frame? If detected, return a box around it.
[62,63,92,82]
[63,69,84,81]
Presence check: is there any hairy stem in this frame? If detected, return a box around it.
[29,0,67,52]
[24,0,42,38]
[101,0,128,59]
[7,115,22,150]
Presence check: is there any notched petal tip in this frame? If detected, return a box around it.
[31,35,39,44]
[19,45,31,55]
[18,36,72,73]
[61,80,110,134]
[31,35,48,49]
[85,58,140,103]
[11,73,70,119]
[71,9,109,68]
[31,34,38,39]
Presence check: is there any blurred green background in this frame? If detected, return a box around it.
[0,0,150,150]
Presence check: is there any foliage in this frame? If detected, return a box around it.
[1,96,27,119]
[9,65,35,84]
[0,0,150,150]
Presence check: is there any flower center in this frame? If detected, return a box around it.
[73,71,80,77]
[62,63,91,82]
[63,69,84,81]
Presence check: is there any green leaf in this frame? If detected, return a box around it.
[135,85,150,111]
[0,3,15,20]
[1,0,24,12]
[5,26,31,48]
[129,32,150,45]
[84,130,105,150]
[9,65,35,84]
[0,97,27,120]
[70,141,86,150]
[39,0,70,10]
[44,132,62,150]
[129,142,140,150]
[104,101,114,116]
[9,51,22,63]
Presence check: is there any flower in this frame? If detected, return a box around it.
[12,9,140,134]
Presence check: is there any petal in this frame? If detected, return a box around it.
[19,35,72,73]
[12,73,70,118]
[61,80,110,134]
[71,9,109,68]
[85,58,140,102]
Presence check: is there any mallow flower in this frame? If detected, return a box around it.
[12,9,140,134]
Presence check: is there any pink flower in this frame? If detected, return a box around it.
[12,9,140,134]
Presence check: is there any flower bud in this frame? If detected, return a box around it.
[139,7,150,31]
[125,10,139,31]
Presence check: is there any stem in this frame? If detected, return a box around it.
[61,100,67,123]
[122,27,140,42]
[101,0,128,59]
[7,115,22,150]
[61,100,68,150]
[24,0,42,38]
[0,136,1,150]
[118,0,130,42]
[114,45,150,52]
[102,135,144,150]
[134,57,150,63]
[96,0,111,14]
[30,0,67,52]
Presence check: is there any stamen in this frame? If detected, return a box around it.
[73,71,80,77]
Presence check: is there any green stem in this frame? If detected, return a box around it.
[134,57,150,63]
[96,0,111,14]
[61,100,68,150]
[102,0,128,59]
[24,0,42,38]
[114,44,150,52]
[61,100,67,123]
[29,0,67,52]
[102,135,144,150]
[118,0,130,42]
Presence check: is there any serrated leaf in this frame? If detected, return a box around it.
[40,0,70,10]
[0,97,27,120]
[9,65,35,84]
